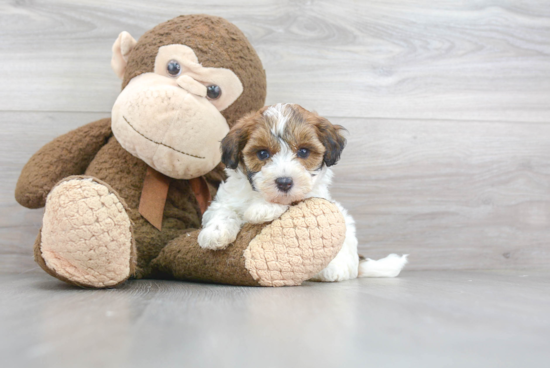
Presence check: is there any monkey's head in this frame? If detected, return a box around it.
[110,15,267,179]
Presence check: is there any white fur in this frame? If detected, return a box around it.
[253,142,318,205]
[198,109,408,281]
[359,254,409,277]
[264,103,289,136]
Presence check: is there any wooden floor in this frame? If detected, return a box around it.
[1,1,550,367]
[2,267,550,368]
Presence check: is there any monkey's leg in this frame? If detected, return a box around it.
[151,198,346,287]
[34,176,136,288]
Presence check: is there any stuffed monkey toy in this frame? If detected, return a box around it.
[15,15,346,288]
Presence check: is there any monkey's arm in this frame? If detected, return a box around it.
[15,118,112,209]
[151,198,347,286]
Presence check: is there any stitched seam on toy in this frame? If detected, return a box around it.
[123,116,205,159]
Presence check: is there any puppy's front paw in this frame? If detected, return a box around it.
[198,222,239,250]
[243,203,289,224]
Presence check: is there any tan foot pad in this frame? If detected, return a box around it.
[39,177,134,288]
[244,198,346,287]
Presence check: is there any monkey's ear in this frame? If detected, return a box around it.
[111,31,137,80]
[314,116,347,167]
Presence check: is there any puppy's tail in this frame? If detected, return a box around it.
[358,254,408,278]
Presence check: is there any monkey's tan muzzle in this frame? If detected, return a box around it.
[111,73,229,179]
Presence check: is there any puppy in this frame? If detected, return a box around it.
[198,103,407,281]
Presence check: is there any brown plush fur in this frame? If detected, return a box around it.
[152,224,264,286]
[15,118,113,209]
[84,128,213,277]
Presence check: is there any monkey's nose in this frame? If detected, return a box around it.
[176,75,207,98]
[275,177,293,193]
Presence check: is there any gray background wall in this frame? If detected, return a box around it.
[2,0,549,271]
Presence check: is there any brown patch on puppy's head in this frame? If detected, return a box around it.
[262,104,346,168]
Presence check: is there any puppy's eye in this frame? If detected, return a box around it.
[167,60,181,76]
[297,148,310,158]
[206,85,222,100]
[257,150,270,161]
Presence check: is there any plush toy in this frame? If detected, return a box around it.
[15,14,346,288]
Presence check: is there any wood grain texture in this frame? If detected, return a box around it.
[0,0,549,121]
[330,117,550,269]
[1,270,550,368]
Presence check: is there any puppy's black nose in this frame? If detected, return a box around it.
[275,177,293,192]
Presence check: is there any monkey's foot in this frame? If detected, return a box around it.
[152,198,346,287]
[35,176,135,288]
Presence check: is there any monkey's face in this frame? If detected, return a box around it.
[111,44,243,179]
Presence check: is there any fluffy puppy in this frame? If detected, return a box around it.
[198,103,407,281]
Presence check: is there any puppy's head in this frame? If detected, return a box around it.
[221,103,346,205]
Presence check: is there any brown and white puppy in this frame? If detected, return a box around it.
[198,103,408,281]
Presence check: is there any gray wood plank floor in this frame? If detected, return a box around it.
[2,269,550,368]
[1,1,550,367]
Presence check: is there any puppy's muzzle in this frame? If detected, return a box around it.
[275,177,293,193]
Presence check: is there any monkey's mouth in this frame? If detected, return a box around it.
[123,116,205,159]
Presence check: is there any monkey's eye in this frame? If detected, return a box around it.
[167,60,181,76]
[297,148,310,159]
[257,150,270,161]
[206,85,222,100]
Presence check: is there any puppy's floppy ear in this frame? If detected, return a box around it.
[221,130,242,170]
[314,116,347,167]
[221,113,256,169]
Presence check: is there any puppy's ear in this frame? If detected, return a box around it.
[221,113,256,169]
[314,116,347,167]
[221,130,242,169]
